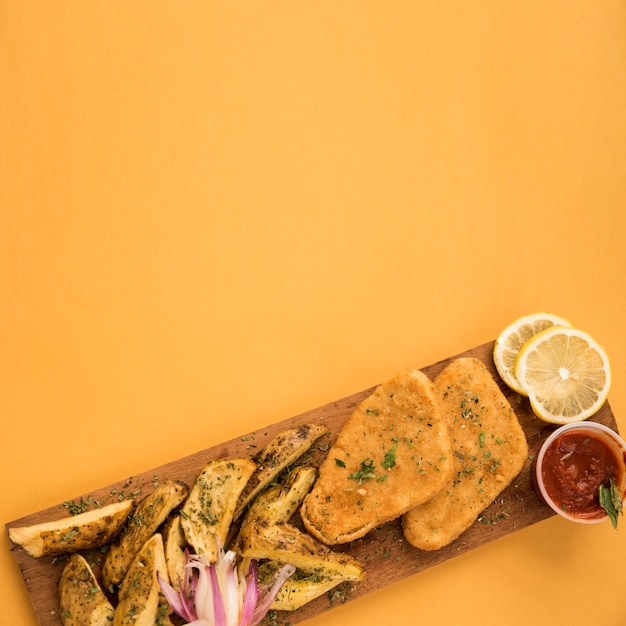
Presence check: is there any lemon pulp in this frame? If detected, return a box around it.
[493,312,572,396]
[514,326,611,424]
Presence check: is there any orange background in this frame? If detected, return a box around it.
[2,2,625,625]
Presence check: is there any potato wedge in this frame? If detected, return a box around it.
[102,480,189,589]
[233,424,328,520]
[180,458,255,561]
[230,466,315,563]
[9,499,133,558]
[114,533,171,626]
[258,561,353,612]
[162,514,187,592]
[232,465,317,554]
[241,465,317,526]
[58,553,115,626]
[239,519,365,582]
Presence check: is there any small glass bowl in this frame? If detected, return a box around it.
[534,421,626,524]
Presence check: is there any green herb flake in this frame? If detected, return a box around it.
[349,459,377,484]
[381,445,398,470]
[61,527,79,543]
[335,458,346,468]
[63,496,97,516]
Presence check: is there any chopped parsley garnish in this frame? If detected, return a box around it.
[349,459,377,484]
[381,445,398,469]
[347,444,400,485]
[63,496,97,516]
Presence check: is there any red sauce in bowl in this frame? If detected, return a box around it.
[541,431,624,519]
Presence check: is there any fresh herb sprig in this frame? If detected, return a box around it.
[599,477,623,529]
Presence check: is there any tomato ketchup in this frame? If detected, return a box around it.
[539,426,626,520]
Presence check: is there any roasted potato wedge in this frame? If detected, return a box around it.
[241,465,317,526]
[102,480,189,589]
[258,562,351,612]
[58,553,115,626]
[233,424,328,520]
[9,499,133,558]
[162,514,187,591]
[180,458,255,561]
[239,519,365,582]
[232,465,317,554]
[114,532,171,626]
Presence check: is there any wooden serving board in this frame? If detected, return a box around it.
[6,341,620,626]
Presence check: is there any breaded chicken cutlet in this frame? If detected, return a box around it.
[300,369,453,545]
[402,357,528,551]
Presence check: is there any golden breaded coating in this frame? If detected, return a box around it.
[402,358,528,551]
[300,369,453,544]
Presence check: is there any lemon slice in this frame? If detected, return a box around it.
[514,326,611,424]
[493,312,572,395]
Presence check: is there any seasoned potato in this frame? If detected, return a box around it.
[102,480,189,589]
[180,458,255,561]
[232,465,316,555]
[233,424,328,520]
[162,514,187,591]
[58,553,115,626]
[113,533,171,626]
[258,561,353,611]
[240,465,317,526]
[9,500,133,558]
[239,519,365,582]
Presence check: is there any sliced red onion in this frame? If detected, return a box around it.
[250,563,296,626]
[239,561,259,626]
[157,570,197,622]
[157,541,295,626]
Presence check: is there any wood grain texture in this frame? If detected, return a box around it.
[6,341,620,626]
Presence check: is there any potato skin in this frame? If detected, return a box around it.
[58,553,115,626]
[9,499,134,558]
[241,465,317,525]
[113,533,170,626]
[162,514,187,591]
[232,465,317,554]
[102,480,189,589]
[271,576,345,611]
[180,458,256,562]
[260,564,348,612]
[234,424,328,520]
[240,518,365,582]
